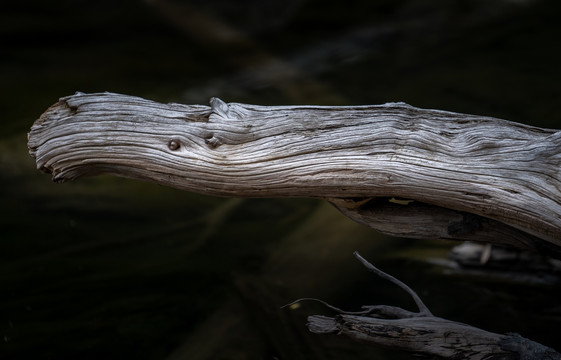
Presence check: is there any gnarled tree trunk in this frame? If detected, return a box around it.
[28,92,561,255]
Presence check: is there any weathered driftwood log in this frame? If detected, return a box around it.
[28,92,561,254]
[301,252,561,359]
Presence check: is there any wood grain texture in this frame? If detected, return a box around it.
[28,92,561,249]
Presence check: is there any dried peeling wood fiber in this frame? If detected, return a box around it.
[28,92,561,254]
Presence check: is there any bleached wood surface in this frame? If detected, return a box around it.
[28,92,561,251]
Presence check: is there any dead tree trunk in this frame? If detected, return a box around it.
[28,92,561,255]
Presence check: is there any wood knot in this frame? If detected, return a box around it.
[168,139,181,151]
[205,135,221,149]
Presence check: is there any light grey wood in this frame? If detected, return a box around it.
[28,92,561,250]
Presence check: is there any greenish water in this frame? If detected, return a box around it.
[2,1,561,359]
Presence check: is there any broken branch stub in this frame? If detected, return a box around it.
[28,92,561,251]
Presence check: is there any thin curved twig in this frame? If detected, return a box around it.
[281,297,374,315]
[353,251,433,316]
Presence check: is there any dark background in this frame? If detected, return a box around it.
[2,0,561,359]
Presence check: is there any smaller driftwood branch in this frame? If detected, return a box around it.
[300,252,561,359]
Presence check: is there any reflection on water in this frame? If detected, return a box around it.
[2,0,561,359]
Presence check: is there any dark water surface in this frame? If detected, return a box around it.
[2,1,561,359]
